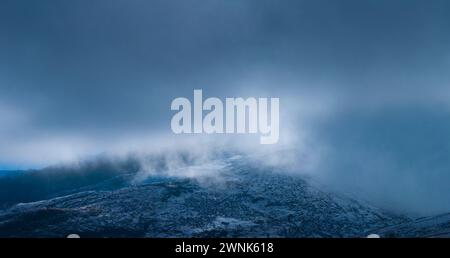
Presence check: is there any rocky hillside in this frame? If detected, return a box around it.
[0,156,409,237]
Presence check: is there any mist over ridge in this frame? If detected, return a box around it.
[1,0,450,218]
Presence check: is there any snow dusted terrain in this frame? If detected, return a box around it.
[0,155,447,238]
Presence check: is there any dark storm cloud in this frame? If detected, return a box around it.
[1,0,450,214]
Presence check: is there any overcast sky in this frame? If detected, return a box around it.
[1,0,450,214]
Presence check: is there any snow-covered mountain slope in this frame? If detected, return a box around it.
[0,157,409,237]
